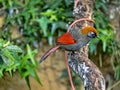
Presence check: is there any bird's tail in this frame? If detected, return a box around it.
[39,46,60,63]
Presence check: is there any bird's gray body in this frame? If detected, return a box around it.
[57,28,94,51]
[40,26,97,63]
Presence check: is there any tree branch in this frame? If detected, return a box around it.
[68,51,105,90]
[67,0,106,90]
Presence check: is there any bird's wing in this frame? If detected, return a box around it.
[57,32,76,45]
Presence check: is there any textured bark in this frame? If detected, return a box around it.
[67,0,106,90]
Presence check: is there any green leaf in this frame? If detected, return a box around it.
[48,35,53,46]
[102,41,107,52]
[2,49,15,65]
[3,41,10,47]
[51,23,57,35]
[50,0,62,9]
[37,16,49,37]
[6,68,13,77]
[27,44,37,65]
[115,65,120,80]
[0,67,4,77]
[65,0,71,6]
[25,76,31,90]
[22,69,31,78]
[41,9,56,17]
[56,21,67,30]
[31,70,42,85]
[0,54,10,66]
[5,45,23,53]
[20,54,29,68]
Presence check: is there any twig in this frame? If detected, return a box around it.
[107,80,120,90]
[67,18,95,32]
[74,0,80,9]
[65,51,75,90]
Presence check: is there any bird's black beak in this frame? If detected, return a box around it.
[92,32,97,38]
[87,32,97,38]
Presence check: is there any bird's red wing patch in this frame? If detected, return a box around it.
[57,32,76,44]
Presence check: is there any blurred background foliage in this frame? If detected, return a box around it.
[0,0,120,89]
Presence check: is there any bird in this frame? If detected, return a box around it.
[39,25,98,63]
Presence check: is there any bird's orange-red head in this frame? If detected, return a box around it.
[81,26,98,35]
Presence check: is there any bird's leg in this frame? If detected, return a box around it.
[67,18,95,32]
[65,51,75,90]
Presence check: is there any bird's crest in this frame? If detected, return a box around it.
[81,26,98,35]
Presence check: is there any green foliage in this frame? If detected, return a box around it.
[60,69,82,89]
[0,0,73,89]
[89,0,114,54]
[19,44,42,89]
[0,0,120,88]
[0,0,73,46]
[111,41,120,80]
[91,0,120,81]
[115,63,120,80]
[0,39,41,89]
[0,39,21,77]
[0,0,115,52]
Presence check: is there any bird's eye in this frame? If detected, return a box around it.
[87,32,97,38]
